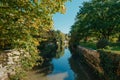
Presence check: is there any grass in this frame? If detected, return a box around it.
[79,41,120,54]
[79,42,96,50]
[102,49,120,54]
[104,45,120,54]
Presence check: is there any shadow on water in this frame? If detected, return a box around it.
[69,56,90,80]
[33,60,53,76]
[47,48,74,80]
[26,44,97,80]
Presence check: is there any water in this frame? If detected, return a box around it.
[26,48,93,80]
[47,49,74,80]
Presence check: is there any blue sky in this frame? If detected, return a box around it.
[53,0,89,34]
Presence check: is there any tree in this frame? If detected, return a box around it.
[70,0,120,45]
[0,0,70,69]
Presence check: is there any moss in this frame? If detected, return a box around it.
[99,50,120,80]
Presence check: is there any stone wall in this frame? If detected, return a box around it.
[99,50,120,80]
[77,46,120,80]
[77,46,104,74]
[0,50,28,80]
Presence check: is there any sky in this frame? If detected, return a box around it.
[53,0,89,34]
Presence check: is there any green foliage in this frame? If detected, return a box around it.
[39,41,57,59]
[55,48,64,59]
[0,0,70,50]
[96,39,109,49]
[79,42,96,49]
[78,41,120,54]
[54,30,65,45]
[105,46,112,50]
[9,68,26,80]
[38,30,66,60]
[0,0,70,79]
[70,0,120,48]
[99,50,119,80]
[103,42,120,54]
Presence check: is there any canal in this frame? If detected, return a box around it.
[26,48,95,80]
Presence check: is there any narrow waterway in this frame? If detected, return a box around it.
[47,49,74,80]
[26,48,94,80]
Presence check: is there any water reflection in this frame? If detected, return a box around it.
[48,49,74,80]
[55,46,65,59]
[27,48,75,80]
[27,45,97,80]
[69,56,90,80]
[48,72,68,80]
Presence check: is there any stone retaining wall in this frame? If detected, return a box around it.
[77,46,120,80]
[78,46,104,74]
[0,50,28,80]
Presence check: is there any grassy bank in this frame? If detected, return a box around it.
[79,42,120,54]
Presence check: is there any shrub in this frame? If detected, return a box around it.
[96,39,109,49]
[9,68,26,80]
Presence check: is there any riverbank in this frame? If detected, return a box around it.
[70,45,120,80]
[0,48,99,80]
[26,48,99,80]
